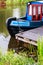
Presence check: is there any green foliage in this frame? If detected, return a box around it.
[37,37,43,65]
[0,50,35,65]
[6,0,33,6]
[38,37,43,57]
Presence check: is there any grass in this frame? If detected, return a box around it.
[0,35,43,65]
[0,36,43,65]
[37,37,43,65]
[0,50,35,65]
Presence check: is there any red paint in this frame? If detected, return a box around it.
[28,4,43,21]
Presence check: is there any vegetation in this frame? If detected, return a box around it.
[37,37,43,65]
[3,0,33,6]
[0,50,35,65]
[6,0,33,5]
[0,36,43,65]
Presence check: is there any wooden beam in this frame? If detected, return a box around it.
[16,36,37,46]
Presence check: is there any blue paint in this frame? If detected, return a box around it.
[7,1,43,36]
[31,1,43,4]
[42,18,43,21]
[10,1,43,27]
[10,21,30,27]
[9,1,43,28]
[30,21,43,27]
[26,1,43,21]
[27,15,32,21]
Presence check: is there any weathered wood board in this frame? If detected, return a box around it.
[15,26,43,46]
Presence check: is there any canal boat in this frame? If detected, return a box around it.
[6,1,43,37]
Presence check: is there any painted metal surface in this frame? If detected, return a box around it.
[7,1,43,36]
[9,1,43,27]
[10,20,30,27]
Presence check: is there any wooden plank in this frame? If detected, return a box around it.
[15,26,43,46]
[16,26,43,41]
[16,36,37,46]
[29,26,43,36]
[16,31,39,42]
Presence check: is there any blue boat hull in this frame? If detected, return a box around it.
[6,17,43,37]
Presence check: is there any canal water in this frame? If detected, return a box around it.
[0,5,26,54]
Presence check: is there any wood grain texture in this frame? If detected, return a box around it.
[15,26,43,46]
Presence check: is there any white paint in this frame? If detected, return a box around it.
[29,5,32,15]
